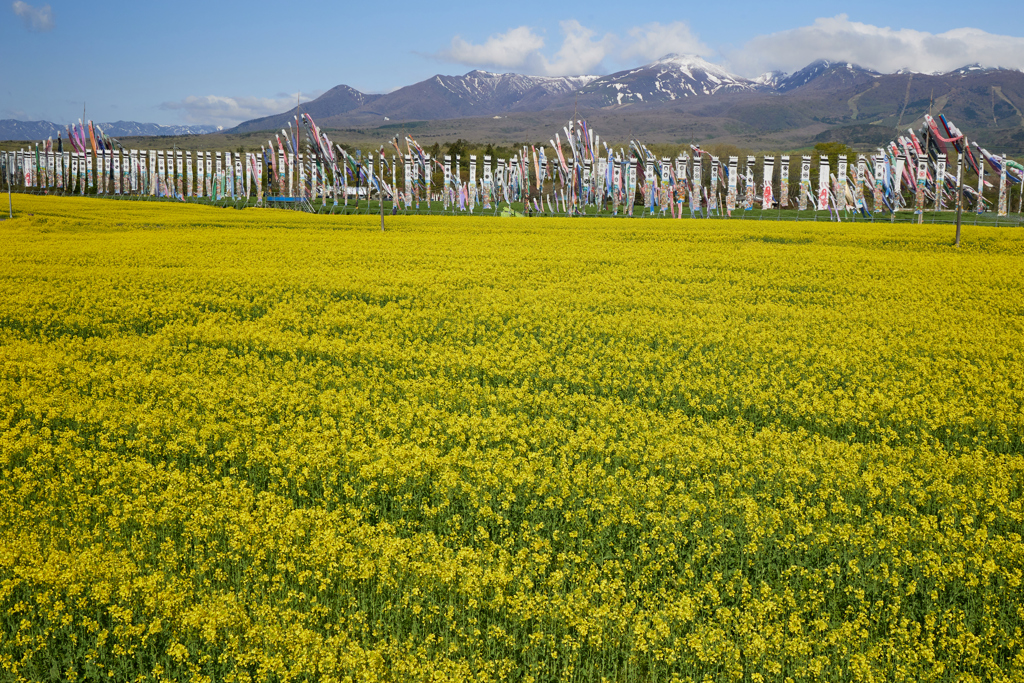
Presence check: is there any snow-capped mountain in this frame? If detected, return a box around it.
[948,63,1013,77]
[753,70,787,90]
[11,53,1024,141]
[775,60,881,93]
[0,119,219,141]
[0,119,65,140]
[577,54,757,106]
[96,121,222,136]
[361,70,600,121]
[218,55,1024,137]
[435,70,597,101]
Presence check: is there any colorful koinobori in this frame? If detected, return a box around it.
[2,113,1023,218]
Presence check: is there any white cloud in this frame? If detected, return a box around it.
[1,106,28,119]
[437,20,642,76]
[12,1,53,32]
[622,22,709,62]
[543,20,617,76]
[435,17,1024,80]
[440,26,546,72]
[727,15,1024,76]
[159,91,324,127]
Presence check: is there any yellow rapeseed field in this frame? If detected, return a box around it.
[1,196,1022,683]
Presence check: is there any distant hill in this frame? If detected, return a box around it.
[362,71,596,121]
[232,72,599,132]
[229,85,381,134]
[0,119,220,141]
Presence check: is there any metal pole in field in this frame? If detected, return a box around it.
[380,147,385,231]
[6,151,12,217]
[1018,168,1024,218]
[172,144,177,202]
[955,150,963,246]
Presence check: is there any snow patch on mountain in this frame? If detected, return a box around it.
[580,53,756,105]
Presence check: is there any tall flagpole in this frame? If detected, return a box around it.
[380,146,386,231]
[955,149,963,246]
[921,92,932,224]
[83,101,87,198]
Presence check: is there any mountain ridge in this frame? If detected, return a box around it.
[0,119,221,141]
[6,56,1020,153]
[224,56,1024,137]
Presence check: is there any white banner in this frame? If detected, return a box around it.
[157,151,165,197]
[216,152,223,199]
[998,155,1008,216]
[709,157,719,211]
[763,155,775,208]
[837,154,847,211]
[235,154,243,198]
[197,152,205,198]
[915,159,928,213]
[817,156,830,211]
[799,156,811,210]
[692,156,701,210]
[745,156,755,209]
[874,154,885,210]
[727,156,738,211]
[894,154,906,199]
[935,153,946,211]
[976,153,984,212]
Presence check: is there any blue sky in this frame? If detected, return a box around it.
[2,0,1022,128]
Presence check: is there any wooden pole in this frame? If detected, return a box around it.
[921,94,932,224]
[1018,166,1024,216]
[955,149,963,246]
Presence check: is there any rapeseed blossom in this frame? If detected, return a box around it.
[0,196,1022,682]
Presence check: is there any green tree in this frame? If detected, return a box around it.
[446,139,468,158]
[813,142,855,171]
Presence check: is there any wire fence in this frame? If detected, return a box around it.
[4,186,1024,229]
